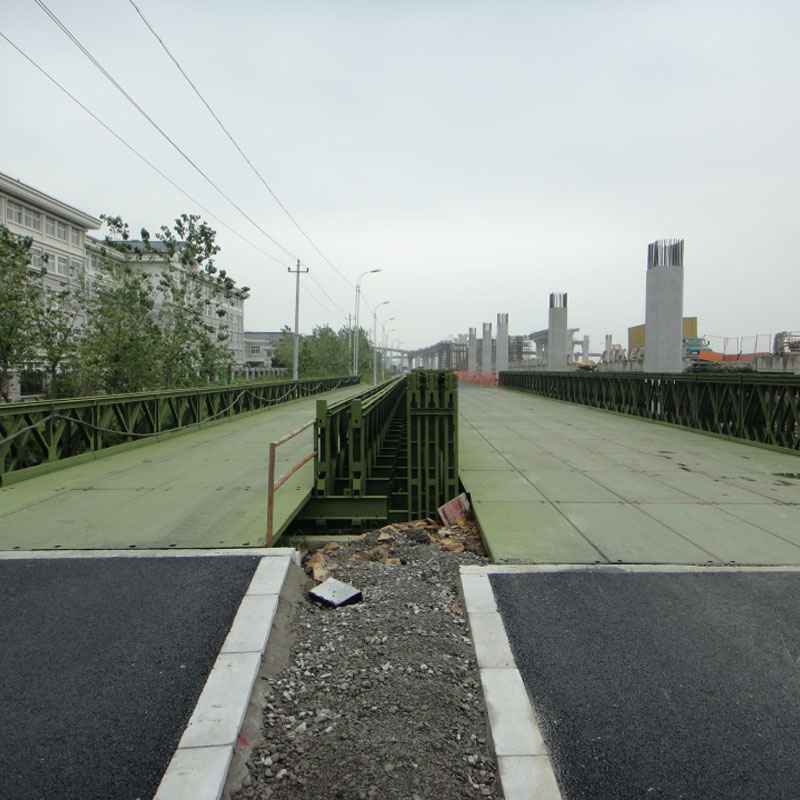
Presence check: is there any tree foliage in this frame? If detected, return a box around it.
[0,226,42,401]
[275,324,373,379]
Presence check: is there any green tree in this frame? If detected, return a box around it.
[0,225,42,401]
[35,270,86,398]
[76,217,162,394]
[141,214,247,387]
[275,324,372,379]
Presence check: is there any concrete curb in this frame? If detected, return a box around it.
[460,568,563,800]
[3,548,299,799]
[153,551,294,800]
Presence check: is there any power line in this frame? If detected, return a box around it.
[309,270,348,314]
[127,0,354,289]
[0,29,290,268]
[33,0,298,263]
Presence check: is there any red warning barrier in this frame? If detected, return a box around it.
[455,371,499,387]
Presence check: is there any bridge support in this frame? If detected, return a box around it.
[547,293,569,371]
[644,239,684,373]
[468,328,477,372]
[496,314,509,372]
[481,323,493,373]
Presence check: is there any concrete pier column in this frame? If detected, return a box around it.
[582,335,590,363]
[467,328,477,372]
[644,239,685,373]
[496,313,509,372]
[547,293,568,371]
[603,334,613,362]
[481,323,493,373]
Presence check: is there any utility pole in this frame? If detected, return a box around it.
[288,259,308,381]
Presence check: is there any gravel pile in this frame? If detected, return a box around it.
[232,520,503,800]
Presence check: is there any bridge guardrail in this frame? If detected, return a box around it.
[0,376,359,485]
[499,371,800,452]
[308,370,458,526]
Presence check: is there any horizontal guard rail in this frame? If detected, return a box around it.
[499,371,800,453]
[0,375,359,484]
[266,419,316,547]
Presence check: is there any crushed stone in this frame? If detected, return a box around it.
[232,520,503,800]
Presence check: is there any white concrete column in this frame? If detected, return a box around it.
[582,335,590,363]
[481,323,493,373]
[644,239,685,373]
[547,293,568,371]
[468,328,477,372]
[496,313,509,372]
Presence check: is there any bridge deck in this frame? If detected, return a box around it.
[459,385,800,564]
[0,385,366,550]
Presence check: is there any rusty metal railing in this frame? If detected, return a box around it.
[266,419,316,546]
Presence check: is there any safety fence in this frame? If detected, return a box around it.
[499,371,800,452]
[301,371,458,527]
[0,376,359,484]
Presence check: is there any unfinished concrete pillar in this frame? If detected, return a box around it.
[582,335,590,363]
[547,293,568,371]
[496,313,509,372]
[467,328,477,372]
[644,239,684,373]
[481,323,493,373]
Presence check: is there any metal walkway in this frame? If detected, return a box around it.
[459,384,800,564]
[0,384,366,550]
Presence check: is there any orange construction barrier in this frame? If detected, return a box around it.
[455,371,499,387]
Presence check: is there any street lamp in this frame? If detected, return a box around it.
[372,301,390,383]
[353,269,382,375]
[381,317,395,381]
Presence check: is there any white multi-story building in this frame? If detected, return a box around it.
[88,238,248,365]
[0,170,101,293]
[1,170,248,372]
[243,331,287,377]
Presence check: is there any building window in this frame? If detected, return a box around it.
[70,258,83,276]
[6,200,23,224]
[71,228,81,246]
[45,217,55,236]
[24,208,41,230]
[56,221,67,241]
[57,255,69,275]
[30,248,43,269]
[250,346,261,355]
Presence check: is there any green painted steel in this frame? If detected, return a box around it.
[459,385,800,564]
[500,371,800,452]
[0,376,359,485]
[406,370,459,519]
[307,371,459,525]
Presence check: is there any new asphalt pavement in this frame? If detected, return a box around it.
[491,568,800,800]
[0,555,260,800]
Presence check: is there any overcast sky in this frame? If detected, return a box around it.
[2,0,798,353]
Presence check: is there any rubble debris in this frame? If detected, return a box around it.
[309,577,363,608]
[437,492,472,528]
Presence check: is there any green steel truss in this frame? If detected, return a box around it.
[303,371,459,527]
[0,376,359,485]
[500,371,800,452]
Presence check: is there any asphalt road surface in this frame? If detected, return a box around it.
[0,555,259,800]
[491,568,800,800]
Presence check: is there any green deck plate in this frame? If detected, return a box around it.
[587,470,702,503]
[472,500,602,563]
[557,503,715,563]
[458,385,800,565]
[0,384,365,550]
[520,470,622,503]
[459,451,514,471]
[460,470,546,502]
[719,505,800,546]
[640,503,800,563]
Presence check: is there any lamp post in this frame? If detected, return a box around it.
[353,269,381,375]
[372,302,390,383]
[381,318,395,380]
